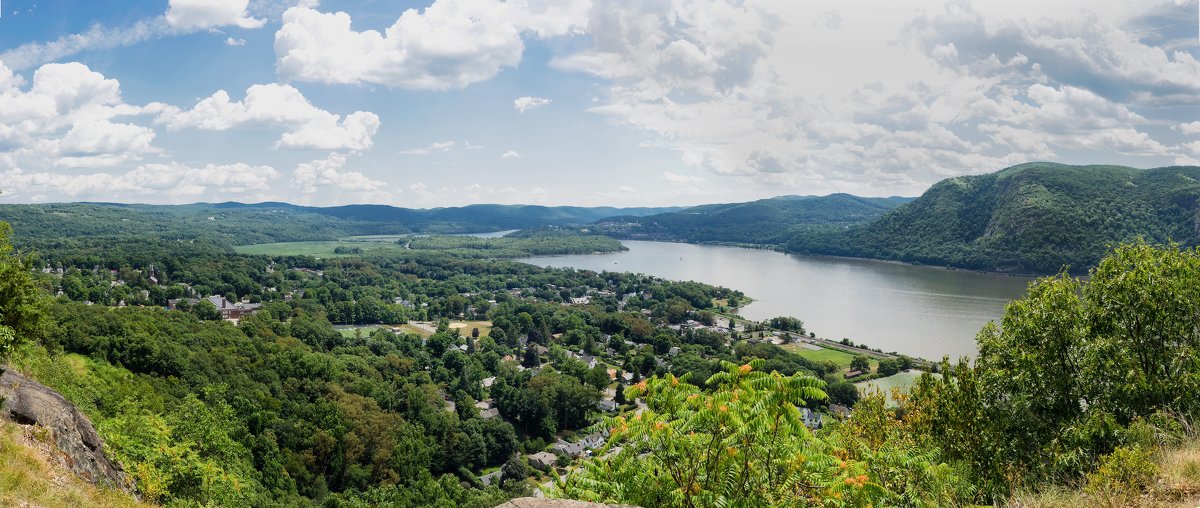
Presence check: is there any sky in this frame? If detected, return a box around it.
[0,0,1197,207]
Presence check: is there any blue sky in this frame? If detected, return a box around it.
[0,0,1197,207]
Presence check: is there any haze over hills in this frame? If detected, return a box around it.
[0,201,682,246]
[785,162,1200,274]
[588,194,914,245]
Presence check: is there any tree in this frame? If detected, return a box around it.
[500,455,529,490]
[556,361,891,507]
[826,381,860,407]
[0,222,48,360]
[876,359,902,377]
[522,345,540,368]
[850,355,871,372]
[191,299,221,321]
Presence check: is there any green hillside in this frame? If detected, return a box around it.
[786,163,1200,274]
[0,202,679,247]
[591,194,911,245]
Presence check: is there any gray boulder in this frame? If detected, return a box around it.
[0,367,128,489]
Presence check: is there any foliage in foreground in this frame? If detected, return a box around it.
[554,362,972,507]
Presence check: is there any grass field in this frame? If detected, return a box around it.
[784,343,879,371]
[234,241,410,257]
[336,325,383,338]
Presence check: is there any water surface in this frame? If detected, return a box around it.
[520,241,1034,360]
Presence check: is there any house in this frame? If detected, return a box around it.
[528,452,557,470]
[479,408,500,419]
[533,345,550,356]
[579,354,598,369]
[474,400,495,411]
[581,431,606,449]
[597,400,618,412]
[621,372,634,382]
[844,370,863,379]
[551,440,585,457]
[169,296,263,321]
[668,346,680,357]
[479,470,503,486]
[481,377,496,388]
[799,408,823,429]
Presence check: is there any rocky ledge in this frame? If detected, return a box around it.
[0,367,128,489]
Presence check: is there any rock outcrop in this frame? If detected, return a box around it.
[495,499,639,508]
[0,367,128,489]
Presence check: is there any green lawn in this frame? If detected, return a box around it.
[784,343,878,371]
[234,241,409,257]
[336,326,382,338]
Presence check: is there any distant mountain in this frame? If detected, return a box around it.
[0,201,682,246]
[785,162,1200,274]
[590,194,913,245]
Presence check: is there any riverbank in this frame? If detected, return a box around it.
[520,240,1028,360]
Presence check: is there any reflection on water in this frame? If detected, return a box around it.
[519,241,1034,360]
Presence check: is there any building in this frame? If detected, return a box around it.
[597,400,619,412]
[799,407,823,429]
[551,440,585,457]
[580,432,606,449]
[479,408,500,419]
[528,452,557,470]
[480,470,503,486]
[169,296,261,320]
[481,377,496,388]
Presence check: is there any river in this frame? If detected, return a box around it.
[519,240,1035,360]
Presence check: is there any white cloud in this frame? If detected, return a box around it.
[0,162,278,202]
[399,140,457,155]
[514,96,551,112]
[149,83,380,151]
[501,150,522,159]
[273,0,589,89]
[0,17,174,71]
[0,0,296,70]
[550,0,1197,196]
[166,0,265,31]
[225,37,247,46]
[1177,122,1200,135]
[291,153,384,193]
[0,62,158,170]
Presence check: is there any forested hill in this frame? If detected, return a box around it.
[785,162,1200,274]
[589,194,913,245]
[0,202,681,246]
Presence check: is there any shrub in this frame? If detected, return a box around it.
[1084,446,1158,498]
